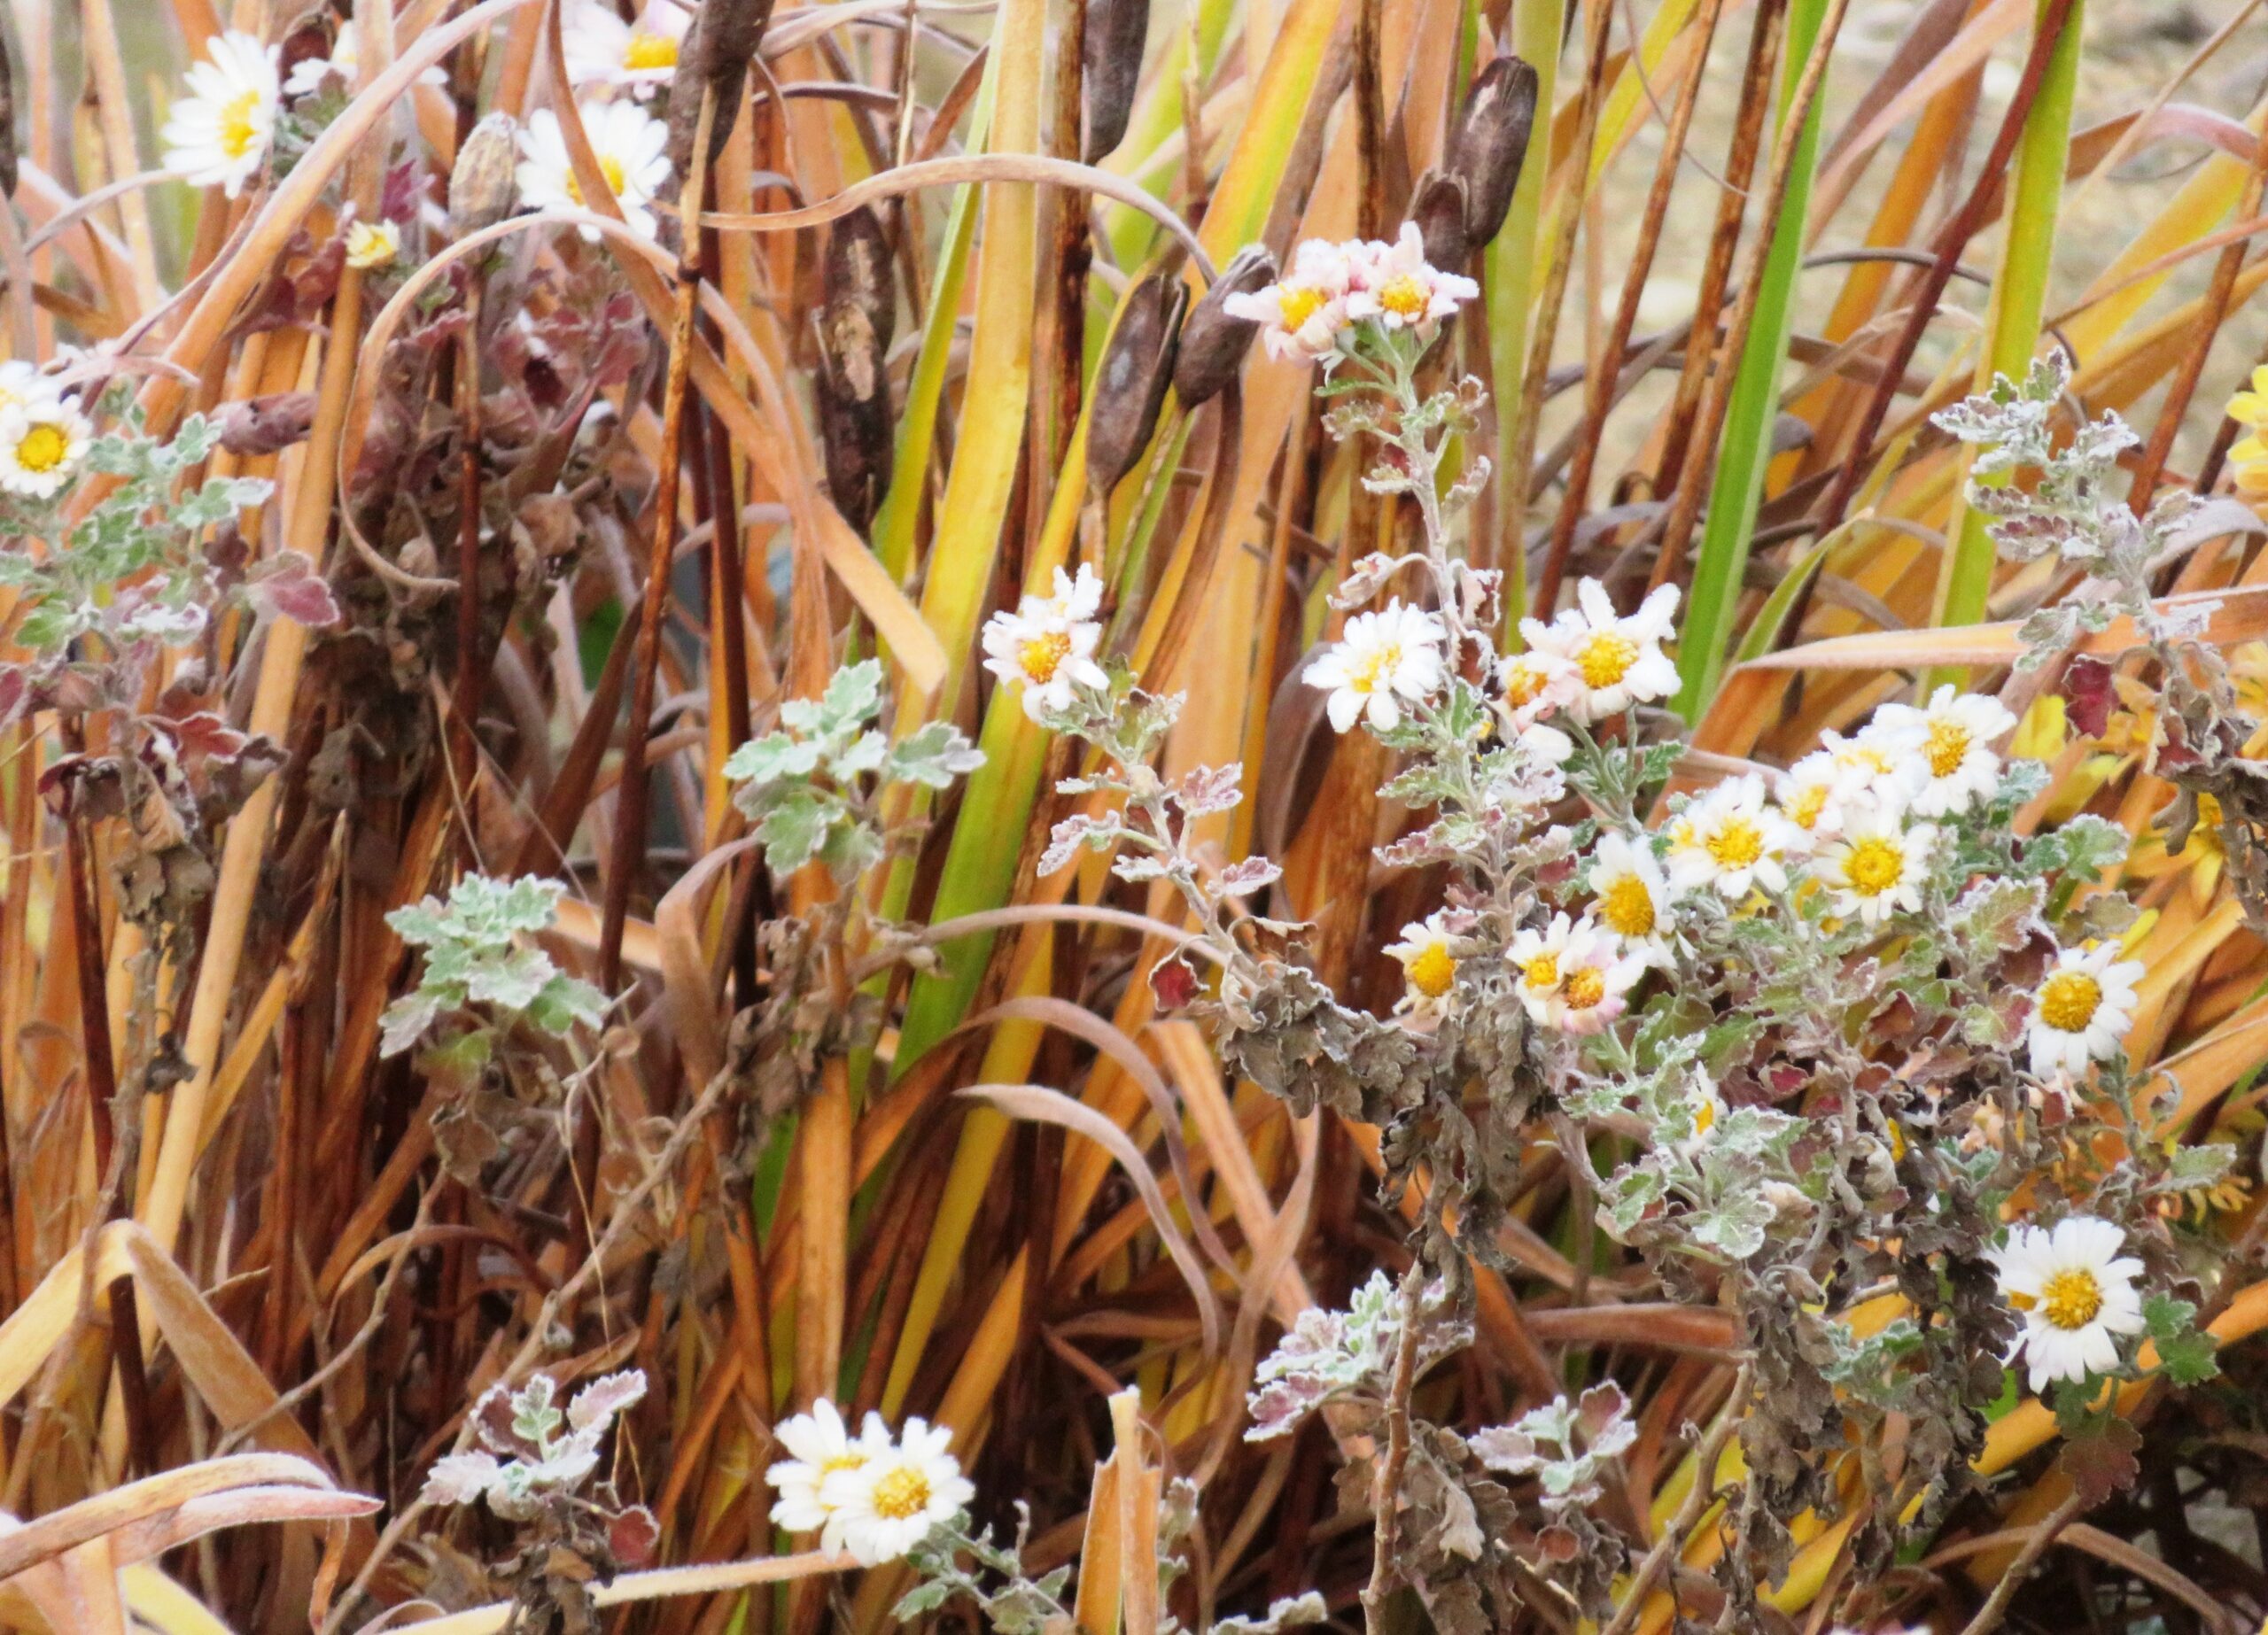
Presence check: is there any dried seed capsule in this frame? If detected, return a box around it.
[1408,167,1470,270]
[1170,245,1275,408]
[0,21,16,198]
[1449,53,1538,250]
[1087,268,1185,495]
[1082,0,1149,163]
[814,208,897,532]
[668,0,774,179]
[448,112,521,236]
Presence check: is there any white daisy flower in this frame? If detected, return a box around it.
[1992,1215,2147,1390]
[1386,911,1461,1019]
[0,360,60,418]
[1822,725,1927,810]
[0,400,92,500]
[284,20,447,98]
[1223,237,1361,366]
[817,1415,975,1566]
[345,219,401,270]
[765,1398,889,1536]
[1304,600,1447,734]
[516,100,674,241]
[980,563,1110,724]
[565,0,689,98]
[1868,686,2017,818]
[1345,222,1480,333]
[1508,913,1642,1034]
[161,30,283,198]
[1675,1074,1726,1153]
[1775,748,1853,850]
[1495,647,1581,766]
[2026,941,2142,1079]
[1666,774,1796,900]
[1811,810,1937,926]
[1586,831,1674,962]
[1518,579,1681,724]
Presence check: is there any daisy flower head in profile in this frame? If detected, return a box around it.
[1585,830,1673,964]
[162,30,283,198]
[1508,913,1643,1034]
[1305,600,1447,734]
[1811,809,1937,926]
[344,218,402,271]
[1518,579,1681,725]
[1992,1215,2147,1389]
[1223,237,1361,367]
[1495,647,1581,766]
[1344,222,1480,337]
[1386,911,1463,1020]
[2027,941,2142,1080]
[1775,749,1852,851]
[564,0,690,98]
[979,562,1111,725]
[1666,773,1796,901]
[1821,725,1927,810]
[765,1398,888,1537]
[516,99,674,241]
[0,399,92,500]
[818,1416,975,1566]
[284,20,447,99]
[1869,685,2016,818]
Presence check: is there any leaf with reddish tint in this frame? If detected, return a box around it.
[2059,1415,2140,1507]
[609,1504,660,1569]
[1151,955,1200,1011]
[245,552,341,629]
[2059,655,2117,740]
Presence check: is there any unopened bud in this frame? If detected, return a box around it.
[1088,268,1185,495]
[1449,54,1538,250]
[0,22,16,198]
[448,113,520,236]
[1408,168,1470,270]
[1170,246,1275,408]
[814,207,897,533]
[668,0,775,177]
[1083,0,1148,163]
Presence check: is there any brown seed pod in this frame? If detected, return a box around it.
[668,0,775,179]
[1170,245,1274,409]
[1449,53,1539,250]
[448,112,521,236]
[1082,0,1149,163]
[813,208,897,533]
[1409,167,1471,271]
[0,20,15,198]
[1087,268,1186,496]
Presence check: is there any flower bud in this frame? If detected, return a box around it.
[0,22,16,198]
[1083,0,1148,162]
[1088,267,1185,495]
[668,0,774,177]
[1170,246,1275,408]
[814,207,897,533]
[1408,168,1470,270]
[1449,54,1538,250]
[448,113,520,236]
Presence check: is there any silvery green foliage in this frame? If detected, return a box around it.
[894,1508,1072,1633]
[723,657,982,882]
[423,1370,648,1522]
[1469,1383,1636,1512]
[379,874,606,1058]
[1245,1271,1472,1442]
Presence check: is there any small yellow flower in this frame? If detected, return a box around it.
[345,220,400,271]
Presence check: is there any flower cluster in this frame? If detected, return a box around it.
[767,1399,976,1567]
[1224,222,1479,368]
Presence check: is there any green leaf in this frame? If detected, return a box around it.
[2143,1293,2218,1385]
[724,732,825,787]
[817,658,886,742]
[757,787,840,876]
[887,721,986,788]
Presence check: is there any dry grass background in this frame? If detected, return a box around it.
[1,0,2267,1631]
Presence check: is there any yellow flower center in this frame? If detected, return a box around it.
[869,1464,933,1522]
[1843,745,1895,777]
[1018,631,1072,684]
[1693,1099,1715,1135]
[14,422,68,473]
[564,155,630,205]
[1277,286,1327,333]
[1843,836,1906,896]
[1378,274,1429,321]
[1562,967,1605,1010]
[1521,953,1559,991]
[820,1450,866,1476]
[218,89,264,160]
[1786,783,1829,832]
[1405,942,1456,999]
[2039,1267,2103,1331]
[1925,718,1970,779]
[1502,660,1548,709]
[2037,970,2101,1034]
[1704,818,1762,870]
[623,29,680,69]
[1576,631,1637,690]
[1347,643,1402,697]
[1598,874,1655,939]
